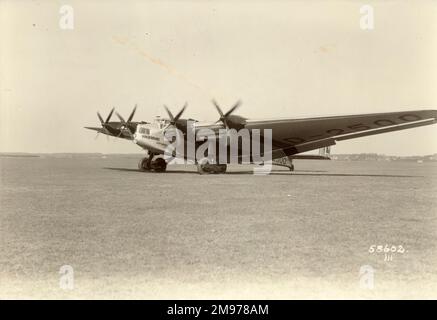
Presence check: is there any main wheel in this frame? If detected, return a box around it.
[197,158,211,174]
[138,157,151,171]
[151,157,167,172]
[197,158,227,174]
[214,164,227,174]
[197,163,209,175]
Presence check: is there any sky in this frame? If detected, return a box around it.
[1,0,436,155]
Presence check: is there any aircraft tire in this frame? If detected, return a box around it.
[138,157,151,171]
[197,160,227,174]
[152,158,167,173]
[216,164,227,174]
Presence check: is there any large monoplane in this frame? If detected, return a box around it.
[86,102,437,174]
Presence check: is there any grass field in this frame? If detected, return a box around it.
[0,156,436,299]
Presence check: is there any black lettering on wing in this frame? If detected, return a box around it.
[399,114,421,122]
[374,119,396,126]
[326,128,344,136]
[284,137,306,144]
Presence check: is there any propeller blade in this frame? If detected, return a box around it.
[212,99,242,129]
[212,100,224,118]
[115,112,126,123]
[163,103,187,131]
[97,112,104,124]
[95,128,109,140]
[127,104,137,123]
[115,112,133,136]
[174,103,187,121]
[105,108,115,123]
[224,100,241,117]
[164,105,175,121]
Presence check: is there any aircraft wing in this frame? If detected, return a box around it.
[245,109,437,155]
[84,127,108,134]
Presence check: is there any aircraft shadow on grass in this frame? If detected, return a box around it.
[103,167,421,178]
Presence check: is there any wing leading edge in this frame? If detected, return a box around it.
[84,127,110,135]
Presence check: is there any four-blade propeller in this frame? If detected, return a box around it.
[163,103,187,130]
[94,108,115,139]
[115,105,137,137]
[97,108,114,127]
[212,99,242,129]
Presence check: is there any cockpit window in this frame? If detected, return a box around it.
[158,120,169,129]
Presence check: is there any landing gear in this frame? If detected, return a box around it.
[271,157,294,171]
[196,158,227,174]
[151,157,167,172]
[289,159,294,171]
[138,157,152,171]
[197,163,227,174]
[138,156,167,172]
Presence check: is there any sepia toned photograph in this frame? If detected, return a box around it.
[1,0,436,303]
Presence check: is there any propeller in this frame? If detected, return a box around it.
[94,108,114,140]
[115,104,137,138]
[126,104,137,123]
[97,108,114,127]
[212,99,242,129]
[115,113,132,137]
[94,130,109,141]
[163,103,187,130]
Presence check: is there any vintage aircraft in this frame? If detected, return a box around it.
[85,102,437,174]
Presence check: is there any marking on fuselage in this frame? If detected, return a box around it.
[142,134,160,141]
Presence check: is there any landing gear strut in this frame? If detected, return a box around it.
[138,155,167,172]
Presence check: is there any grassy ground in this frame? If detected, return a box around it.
[0,157,436,299]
